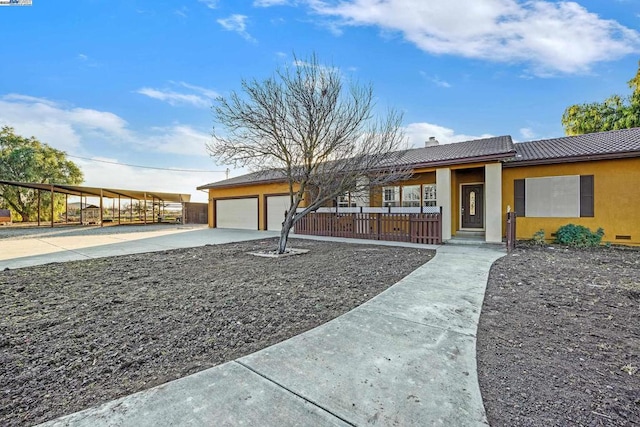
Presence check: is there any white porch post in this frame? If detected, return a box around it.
[436,167,452,241]
[485,162,502,243]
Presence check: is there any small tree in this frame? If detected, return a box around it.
[208,54,411,253]
[562,61,640,135]
[0,126,83,221]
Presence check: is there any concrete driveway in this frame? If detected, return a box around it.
[0,226,279,269]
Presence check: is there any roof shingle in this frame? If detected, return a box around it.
[393,135,514,167]
[511,127,640,164]
[198,128,640,189]
[199,135,515,189]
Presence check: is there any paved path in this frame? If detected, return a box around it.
[0,226,280,269]
[28,231,505,427]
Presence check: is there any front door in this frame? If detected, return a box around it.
[461,184,484,229]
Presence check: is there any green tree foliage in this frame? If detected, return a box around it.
[0,126,83,222]
[562,63,640,135]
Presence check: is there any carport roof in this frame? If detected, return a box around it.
[0,180,191,203]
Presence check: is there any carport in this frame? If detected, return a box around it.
[0,180,191,227]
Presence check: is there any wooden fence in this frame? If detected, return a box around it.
[294,211,442,245]
[506,211,517,251]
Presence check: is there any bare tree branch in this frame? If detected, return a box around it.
[207,53,411,253]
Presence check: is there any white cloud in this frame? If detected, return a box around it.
[77,53,99,67]
[74,158,217,203]
[520,127,535,139]
[420,71,451,88]
[217,14,255,41]
[173,81,219,99]
[308,0,640,75]
[0,94,223,199]
[198,0,219,9]
[0,94,129,152]
[254,0,290,6]
[136,81,218,108]
[143,125,211,156]
[174,7,188,18]
[0,94,212,156]
[136,88,210,108]
[404,122,493,147]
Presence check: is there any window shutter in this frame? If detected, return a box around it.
[580,175,594,217]
[514,179,525,217]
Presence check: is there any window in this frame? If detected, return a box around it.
[423,184,437,207]
[383,186,400,207]
[337,194,353,207]
[402,185,420,207]
[351,191,370,207]
[514,179,525,216]
[580,175,594,217]
[515,175,594,218]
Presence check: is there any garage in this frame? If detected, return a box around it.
[266,195,290,231]
[216,198,258,230]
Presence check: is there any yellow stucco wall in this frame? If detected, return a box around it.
[207,182,298,230]
[205,158,639,245]
[502,157,640,245]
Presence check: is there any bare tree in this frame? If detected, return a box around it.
[207,54,411,254]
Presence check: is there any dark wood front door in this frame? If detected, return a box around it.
[462,184,484,229]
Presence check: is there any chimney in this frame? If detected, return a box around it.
[425,136,439,147]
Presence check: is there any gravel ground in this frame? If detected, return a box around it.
[0,238,434,427]
[477,243,640,426]
[3,224,638,427]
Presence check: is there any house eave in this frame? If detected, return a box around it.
[197,177,287,191]
[406,151,517,169]
[198,151,518,190]
[503,150,640,168]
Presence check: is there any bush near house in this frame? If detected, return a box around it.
[531,229,546,245]
[554,224,604,247]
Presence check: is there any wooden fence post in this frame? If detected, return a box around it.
[506,211,517,251]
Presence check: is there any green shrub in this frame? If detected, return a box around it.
[531,229,546,245]
[554,224,604,247]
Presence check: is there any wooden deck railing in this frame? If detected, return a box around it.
[294,210,442,245]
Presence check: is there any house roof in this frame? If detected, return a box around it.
[197,170,288,190]
[393,135,515,168]
[198,128,640,189]
[509,127,640,166]
[198,135,515,189]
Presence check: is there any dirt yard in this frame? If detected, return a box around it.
[477,243,639,426]
[0,238,433,427]
[3,234,638,427]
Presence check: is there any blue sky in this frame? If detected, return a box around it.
[1,0,639,202]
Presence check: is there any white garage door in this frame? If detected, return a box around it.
[216,198,258,230]
[266,195,290,231]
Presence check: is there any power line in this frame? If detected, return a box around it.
[67,154,228,174]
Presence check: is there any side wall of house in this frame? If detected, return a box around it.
[207,182,299,230]
[502,157,640,245]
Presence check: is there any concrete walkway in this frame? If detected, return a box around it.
[0,227,280,269]
[30,232,505,427]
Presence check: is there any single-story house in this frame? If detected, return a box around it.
[197,127,640,245]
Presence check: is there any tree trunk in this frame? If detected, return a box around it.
[277,213,295,254]
[20,212,29,222]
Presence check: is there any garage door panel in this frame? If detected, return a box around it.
[216,198,258,230]
[267,195,290,231]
